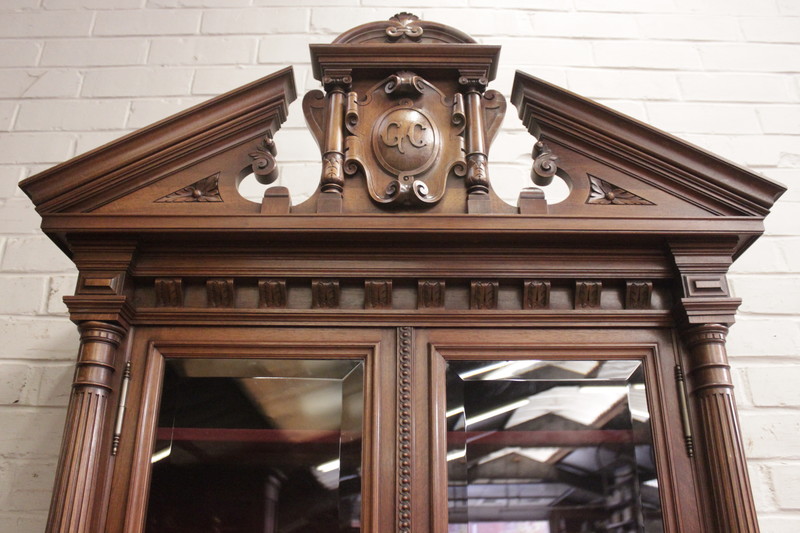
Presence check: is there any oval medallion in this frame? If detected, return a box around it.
[372,107,438,177]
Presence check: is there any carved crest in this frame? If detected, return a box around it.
[343,72,466,206]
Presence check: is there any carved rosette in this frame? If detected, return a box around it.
[155,173,222,203]
[587,174,654,205]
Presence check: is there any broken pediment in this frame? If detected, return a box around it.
[19,14,785,257]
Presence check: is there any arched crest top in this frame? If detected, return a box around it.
[333,12,477,44]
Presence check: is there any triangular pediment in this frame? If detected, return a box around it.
[18,16,785,260]
[511,71,784,218]
[19,67,296,216]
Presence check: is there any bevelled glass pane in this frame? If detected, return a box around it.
[145,358,363,533]
[446,360,663,533]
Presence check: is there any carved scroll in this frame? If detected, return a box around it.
[249,133,279,184]
[386,12,423,42]
[531,141,558,187]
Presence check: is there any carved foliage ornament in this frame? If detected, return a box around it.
[587,174,654,205]
[155,173,222,203]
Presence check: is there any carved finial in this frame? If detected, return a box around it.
[386,12,423,41]
[249,132,279,184]
[531,141,558,186]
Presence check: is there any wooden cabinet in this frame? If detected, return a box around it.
[19,13,784,533]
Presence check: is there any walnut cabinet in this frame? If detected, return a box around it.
[20,14,785,533]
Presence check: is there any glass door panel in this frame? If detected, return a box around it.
[445,359,663,533]
[145,358,364,533]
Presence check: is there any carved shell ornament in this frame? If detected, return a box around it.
[385,12,423,41]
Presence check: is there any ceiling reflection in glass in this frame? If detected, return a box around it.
[146,358,364,533]
[446,359,663,533]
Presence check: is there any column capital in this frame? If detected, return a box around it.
[65,295,134,331]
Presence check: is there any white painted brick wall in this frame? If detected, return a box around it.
[0,2,797,531]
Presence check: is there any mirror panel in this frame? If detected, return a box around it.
[145,358,364,533]
[445,359,663,533]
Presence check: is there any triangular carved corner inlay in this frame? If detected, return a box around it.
[586,174,654,205]
[155,173,223,203]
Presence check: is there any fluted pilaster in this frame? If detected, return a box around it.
[46,321,127,533]
[684,324,759,533]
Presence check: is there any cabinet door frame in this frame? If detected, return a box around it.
[105,326,397,533]
[415,327,702,533]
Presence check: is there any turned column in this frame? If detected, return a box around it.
[672,240,759,532]
[46,319,127,533]
[458,72,489,198]
[683,324,759,532]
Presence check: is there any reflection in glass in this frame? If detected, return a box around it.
[446,360,663,533]
[146,358,363,533]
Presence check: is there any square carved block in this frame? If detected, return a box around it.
[524,280,550,309]
[312,279,341,309]
[575,280,602,309]
[365,280,392,309]
[471,280,499,310]
[259,279,287,308]
[418,280,445,309]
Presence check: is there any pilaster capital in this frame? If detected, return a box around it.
[64,295,134,332]
[670,239,741,326]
